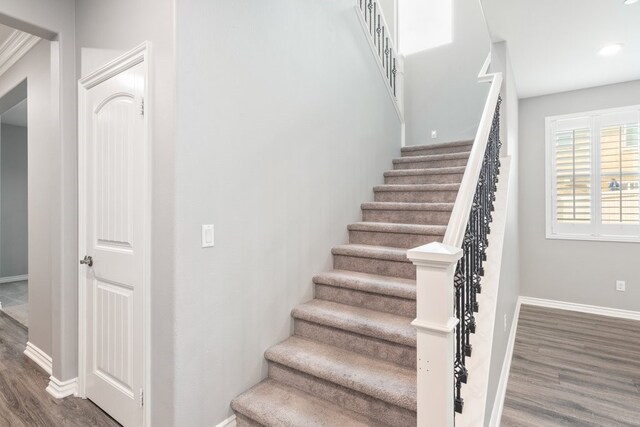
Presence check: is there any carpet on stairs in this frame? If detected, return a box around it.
[231,140,472,426]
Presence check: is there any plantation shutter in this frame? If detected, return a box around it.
[599,112,640,225]
[554,119,592,224]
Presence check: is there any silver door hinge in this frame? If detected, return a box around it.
[139,388,144,407]
[141,98,145,117]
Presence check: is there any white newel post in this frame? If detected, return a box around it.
[407,242,463,427]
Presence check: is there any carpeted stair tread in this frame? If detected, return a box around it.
[348,221,446,236]
[232,139,474,421]
[401,140,473,155]
[392,151,470,165]
[331,244,410,263]
[361,202,454,212]
[265,336,417,411]
[374,183,460,192]
[292,299,416,347]
[231,379,373,427]
[384,166,466,177]
[313,270,416,300]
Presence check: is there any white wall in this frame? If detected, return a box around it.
[175,1,402,424]
[378,0,398,44]
[403,0,490,146]
[0,40,53,356]
[519,79,640,312]
[74,1,176,423]
[1,123,28,278]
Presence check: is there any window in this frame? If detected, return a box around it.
[546,105,640,242]
[399,0,452,55]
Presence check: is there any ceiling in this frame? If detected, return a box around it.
[482,0,640,98]
[2,98,27,127]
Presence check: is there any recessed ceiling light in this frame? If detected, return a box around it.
[624,0,639,5]
[598,43,623,56]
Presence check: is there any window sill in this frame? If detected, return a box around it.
[545,232,640,244]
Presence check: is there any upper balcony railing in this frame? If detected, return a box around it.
[355,0,404,122]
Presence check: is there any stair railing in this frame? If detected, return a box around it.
[407,54,503,426]
[355,0,404,122]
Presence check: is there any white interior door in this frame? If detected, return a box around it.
[79,47,148,427]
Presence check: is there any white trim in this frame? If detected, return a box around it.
[354,4,405,123]
[411,317,459,335]
[77,41,152,427]
[215,415,237,427]
[79,43,148,89]
[24,341,53,375]
[0,30,40,77]
[488,300,521,427]
[519,296,640,321]
[545,233,640,244]
[0,274,28,283]
[46,376,78,399]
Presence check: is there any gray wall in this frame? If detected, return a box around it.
[1,123,28,278]
[519,79,640,312]
[404,0,491,146]
[74,0,176,423]
[175,1,402,424]
[0,0,78,383]
[0,40,53,357]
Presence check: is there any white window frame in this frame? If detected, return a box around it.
[545,104,640,243]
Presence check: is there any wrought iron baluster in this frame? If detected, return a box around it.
[368,0,373,34]
[377,14,382,56]
[454,96,501,415]
[392,56,397,97]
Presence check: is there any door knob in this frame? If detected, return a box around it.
[80,255,93,267]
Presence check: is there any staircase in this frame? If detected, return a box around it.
[231,140,473,426]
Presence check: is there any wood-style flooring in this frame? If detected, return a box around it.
[502,304,640,426]
[0,312,120,426]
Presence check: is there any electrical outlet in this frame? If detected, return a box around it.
[616,280,626,292]
[503,314,507,332]
[431,130,437,139]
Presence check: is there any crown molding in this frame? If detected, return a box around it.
[0,30,40,77]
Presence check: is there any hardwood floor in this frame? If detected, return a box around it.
[502,305,640,426]
[0,312,120,426]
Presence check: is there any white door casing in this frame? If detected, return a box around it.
[78,43,150,427]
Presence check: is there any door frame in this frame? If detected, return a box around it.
[77,41,151,425]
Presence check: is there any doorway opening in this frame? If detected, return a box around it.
[0,77,28,327]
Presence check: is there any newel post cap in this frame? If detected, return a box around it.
[406,242,463,267]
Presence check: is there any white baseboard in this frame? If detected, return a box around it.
[215,415,236,427]
[488,300,521,427]
[46,376,78,399]
[519,296,640,321]
[24,341,52,375]
[0,274,28,284]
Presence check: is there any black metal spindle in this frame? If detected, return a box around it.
[368,0,373,34]
[392,57,397,97]
[454,97,502,415]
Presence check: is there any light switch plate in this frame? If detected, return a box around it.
[202,224,214,248]
[616,280,625,292]
[431,130,437,139]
